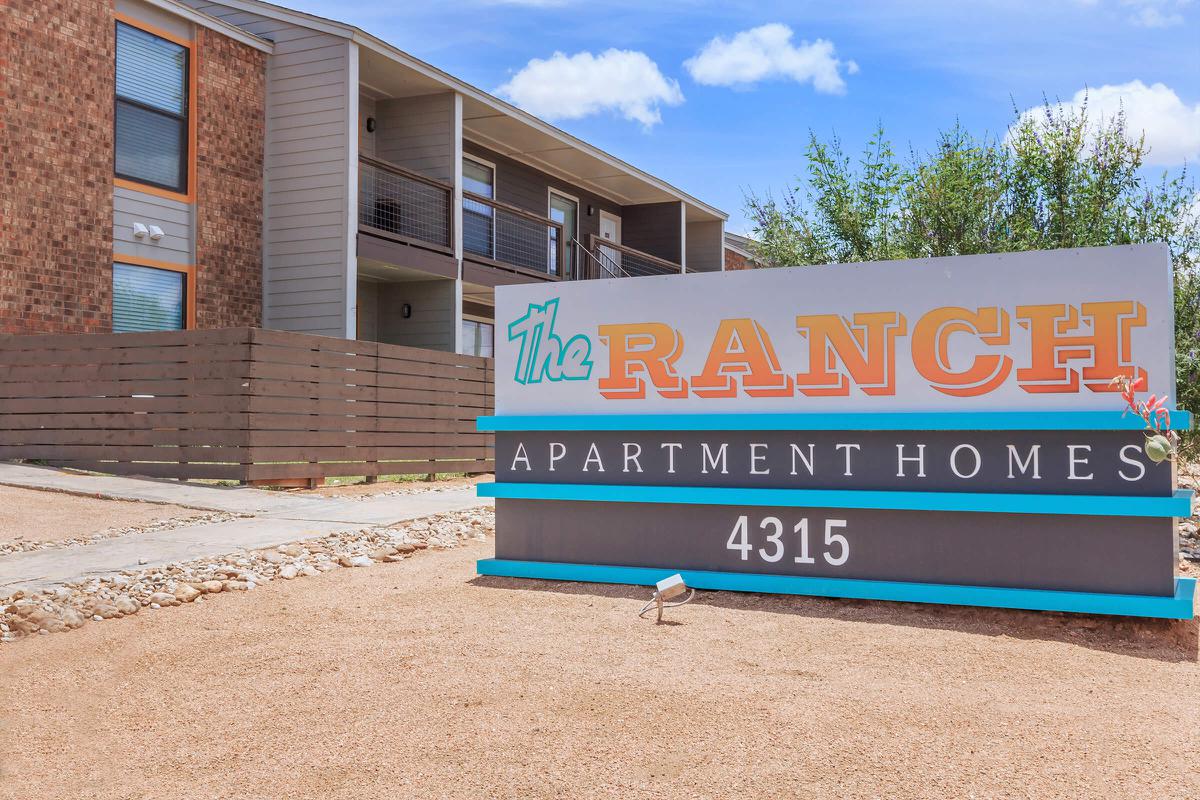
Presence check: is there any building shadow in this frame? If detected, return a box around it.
[469,575,1199,664]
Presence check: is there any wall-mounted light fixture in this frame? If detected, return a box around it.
[366,116,376,133]
[586,204,594,216]
[401,303,412,319]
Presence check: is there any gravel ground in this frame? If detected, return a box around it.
[2,535,1197,799]
[0,508,490,641]
[0,485,203,547]
[291,474,489,499]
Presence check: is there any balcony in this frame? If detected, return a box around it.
[461,190,565,280]
[358,155,682,284]
[358,155,453,255]
[579,234,682,279]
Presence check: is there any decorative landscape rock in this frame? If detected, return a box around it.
[0,512,244,557]
[174,584,201,604]
[148,592,180,607]
[0,506,495,644]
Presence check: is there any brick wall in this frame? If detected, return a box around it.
[0,0,114,334]
[724,248,755,271]
[194,27,265,329]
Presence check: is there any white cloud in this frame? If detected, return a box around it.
[1122,0,1190,28]
[496,49,683,128]
[1015,81,1200,165]
[684,23,855,94]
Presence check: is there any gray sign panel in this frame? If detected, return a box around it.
[495,499,1177,596]
[497,431,1171,496]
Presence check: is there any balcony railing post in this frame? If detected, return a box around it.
[557,228,565,279]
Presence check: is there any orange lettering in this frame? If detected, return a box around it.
[795,312,907,396]
[1016,302,1146,393]
[597,323,689,400]
[911,306,1013,397]
[691,319,794,398]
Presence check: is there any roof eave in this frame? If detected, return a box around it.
[199,0,725,219]
[351,31,726,220]
[139,0,276,51]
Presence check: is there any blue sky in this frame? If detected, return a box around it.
[289,0,1198,233]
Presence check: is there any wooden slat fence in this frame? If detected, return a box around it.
[0,328,494,484]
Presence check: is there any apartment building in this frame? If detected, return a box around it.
[1,0,270,334]
[723,232,763,271]
[1,0,727,357]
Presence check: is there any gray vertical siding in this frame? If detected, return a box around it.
[113,187,194,265]
[376,93,455,183]
[185,2,354,337]
[685,219,724,272]
[376,279,457,351]
[622,201,683,265]
[355,279,379,340]
[359,95,376,158]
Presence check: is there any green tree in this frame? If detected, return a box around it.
[746,101,1199,446]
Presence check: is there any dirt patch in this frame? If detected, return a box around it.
[1,540,1196,800]
[0,485,200,547]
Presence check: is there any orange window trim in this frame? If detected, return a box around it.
[114,254,197,330]
[113,12,198,205]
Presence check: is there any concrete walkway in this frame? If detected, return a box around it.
[0,463,492,591]
[0,462,321,514]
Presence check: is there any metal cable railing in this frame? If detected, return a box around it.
[574,238,629,279]
[358,155,452,249]
[463,191,564,275]
[581,234,681,279]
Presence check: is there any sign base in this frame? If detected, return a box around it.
[476,559,1197,620]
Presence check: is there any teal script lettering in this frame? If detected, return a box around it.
[508,299,593,384]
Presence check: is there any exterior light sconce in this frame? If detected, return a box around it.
[586,204,594,216]
[401,303,412,319]
[366,116,376,133]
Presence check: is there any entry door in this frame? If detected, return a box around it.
[598,211,621,276]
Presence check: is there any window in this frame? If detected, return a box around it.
[549,192,578,278]
[115,21,189,193]
[462,157,495,258]
[460,319,494,358]
[113,262,186,332]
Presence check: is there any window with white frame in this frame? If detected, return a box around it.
[460,318,494,358]
[462,157,495,258]
[548,192,578,278]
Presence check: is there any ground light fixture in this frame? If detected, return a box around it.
[637,573,694,623]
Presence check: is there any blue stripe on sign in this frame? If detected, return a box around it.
[476,410,1193,432]
[476,483,1195,518]
[475,559,1197,620]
